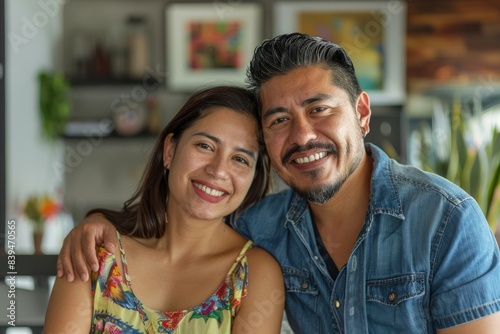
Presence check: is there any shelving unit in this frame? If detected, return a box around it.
[68,76,161,88]
[59,0,180,222]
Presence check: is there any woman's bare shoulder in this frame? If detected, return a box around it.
[245,246,282,277]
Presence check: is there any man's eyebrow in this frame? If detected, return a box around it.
[301,93,332,107]
[192,132,257,160]
[262,107,287,121]
[262,93,333,120]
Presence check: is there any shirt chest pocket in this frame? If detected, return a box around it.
[282,266,319,295]
[366,273,425,306]
[366,273,428,332]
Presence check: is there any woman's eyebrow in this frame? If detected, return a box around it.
[193,131,219,143]
[192,132,257,160]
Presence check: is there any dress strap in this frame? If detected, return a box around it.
[116,230,133,290]
[226,240,253,275]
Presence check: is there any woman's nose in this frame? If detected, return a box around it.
[205,158,229,179]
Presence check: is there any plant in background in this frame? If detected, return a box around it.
[38,71,70,141]
[23,193,61,233]
[413,97,500,234]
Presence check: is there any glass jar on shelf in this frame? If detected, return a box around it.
[125,15,150,79]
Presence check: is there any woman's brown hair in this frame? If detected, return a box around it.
[87,86,271,238]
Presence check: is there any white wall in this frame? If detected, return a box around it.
[6,0,66,253]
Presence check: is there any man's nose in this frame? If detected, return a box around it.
[288,115,317,146]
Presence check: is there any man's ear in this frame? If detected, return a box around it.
[163,133,176,168]
[356,91,371,136]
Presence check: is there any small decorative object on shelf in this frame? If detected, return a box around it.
[113,102,147,136]
[22,193,61,254]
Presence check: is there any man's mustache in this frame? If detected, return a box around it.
[281,142,338,165]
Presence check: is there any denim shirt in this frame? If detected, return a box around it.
[233,144,500,333]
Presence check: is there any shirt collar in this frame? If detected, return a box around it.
[366,143,405,220]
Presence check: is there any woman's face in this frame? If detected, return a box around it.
[163,107,259,222]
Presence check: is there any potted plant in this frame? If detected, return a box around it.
[412,97,500,237]
[22,193,61,254]
[38,71,70,141]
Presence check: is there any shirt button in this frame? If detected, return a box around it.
[313,256,319,260]
[334,300,341,308]
[301,282,309,289]
[387,292,397,303]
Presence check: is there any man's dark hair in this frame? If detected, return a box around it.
[246,32,362,111]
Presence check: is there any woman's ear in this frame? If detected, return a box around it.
[163,133,176,169]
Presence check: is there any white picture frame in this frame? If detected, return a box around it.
[274,1,406,106]
[166,2,263,91]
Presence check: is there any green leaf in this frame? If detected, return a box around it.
[486,155,500,229]
[469,152,481,203]
[38,71,70,141]
[491,129,500,160]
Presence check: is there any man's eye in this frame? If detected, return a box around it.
[271,117,287,125]
[312,107,327,113]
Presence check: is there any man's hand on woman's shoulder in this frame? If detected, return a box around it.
[57,213,117,282]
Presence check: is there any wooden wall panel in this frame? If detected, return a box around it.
[407,0,500,91]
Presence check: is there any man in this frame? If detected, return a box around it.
[58,33,500,333]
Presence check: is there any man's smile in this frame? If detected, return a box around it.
[282,142,337,166]
[294,151,328,164]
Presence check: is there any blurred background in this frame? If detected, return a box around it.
[1,0,500,332]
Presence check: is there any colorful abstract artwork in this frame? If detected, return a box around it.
[298,12,384,90]
[166,3,262,91]
[188,21,242,70]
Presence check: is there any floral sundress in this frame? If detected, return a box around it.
[90,231,252,333]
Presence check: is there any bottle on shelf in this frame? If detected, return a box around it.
[107,26,127,79]
[146,96,161,134]
[89,40,112,78]
[126,15,150,79]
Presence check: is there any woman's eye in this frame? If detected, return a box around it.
[234,156,250,165]
[196,143,212,150]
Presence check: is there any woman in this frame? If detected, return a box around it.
[44,86,285,333]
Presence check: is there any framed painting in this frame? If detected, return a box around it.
[165,2,263,91]
[274,1,406,105]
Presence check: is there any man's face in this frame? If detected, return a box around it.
[259,65,371,204]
